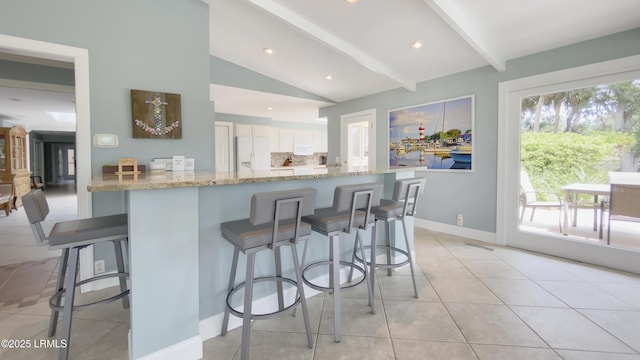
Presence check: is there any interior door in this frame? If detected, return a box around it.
[215,121,233,172]
[348,121,368,168]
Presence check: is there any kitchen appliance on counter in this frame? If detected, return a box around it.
[236,136,271,171]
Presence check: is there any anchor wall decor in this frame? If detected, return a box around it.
[131,89,182,139]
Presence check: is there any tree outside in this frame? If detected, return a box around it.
[520,79,640,199]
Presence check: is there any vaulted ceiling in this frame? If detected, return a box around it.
[210,0,640,105]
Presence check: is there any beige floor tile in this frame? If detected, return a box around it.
[230,330,315,360]
[313,334,394,360]
[536,281,635,310]
[446,303,546,347]
[203,326,242,360]
[429,277,502,304]
[72,322,129,360]
[417,258,475,280]
[459,259,527,280]
[440,243,499,260]
[504,262,582,281]
[591,282,640,309]
[392,339,476,360]
[384,300,464,342]
[556,350,640,360]
[318,298,387,338]
[252,294,323,333]
[578,309,640,353]
[376,273,439,302]
[471,344,562,360]
[511,306,634,353]
[480,279,567,307]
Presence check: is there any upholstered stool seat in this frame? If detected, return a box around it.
[22,190,129,360]
[300,182,382,342]
[220,188,316,360]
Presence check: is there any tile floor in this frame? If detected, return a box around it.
[1,228,640,359]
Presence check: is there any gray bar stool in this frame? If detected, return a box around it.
[220,188,316,360]
[353,178,424,310]
[300,182,382,342]
[22,190,129,360]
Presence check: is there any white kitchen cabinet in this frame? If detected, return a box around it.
[268,127,280,152]
[312,130,328,153]
[279,128,294,152]
[235,124,270,137]
[294,130,313,145]
[235,124,252,137]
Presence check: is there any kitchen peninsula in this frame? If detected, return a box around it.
[88,166,421,359]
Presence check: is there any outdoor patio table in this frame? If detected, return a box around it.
[562,183,610,236]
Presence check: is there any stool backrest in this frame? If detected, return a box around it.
[392,177,425,217]
[334,183,383,231]
[251,188,317,249]
[21,190,50,246]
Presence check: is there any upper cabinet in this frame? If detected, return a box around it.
[236,124,327,153]
[235,124,270,137]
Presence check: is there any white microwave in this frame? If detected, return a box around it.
[293,143,313,155]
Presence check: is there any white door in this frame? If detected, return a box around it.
[348,121,368,167]
[341,109,376,170]
[214,121,233,172]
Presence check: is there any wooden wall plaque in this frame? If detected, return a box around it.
[131,89,182,139]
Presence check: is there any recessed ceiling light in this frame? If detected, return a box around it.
[263,48,274,55]
[345,0,358,3]
[410,41,423,49]
[325,75,333,80]
[267,107,273,110]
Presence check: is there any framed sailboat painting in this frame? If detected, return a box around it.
[388,95,474,171]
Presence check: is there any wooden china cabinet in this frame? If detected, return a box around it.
[0,126,31,207]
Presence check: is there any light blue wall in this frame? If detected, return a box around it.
[1,0,211,278]
[0,0,212,178]
[320,28,640,233]
[0,59,74,86]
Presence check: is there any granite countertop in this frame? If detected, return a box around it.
[87,166,424,192]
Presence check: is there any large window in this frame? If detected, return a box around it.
[518,80,640,251]
[497,55,640,274]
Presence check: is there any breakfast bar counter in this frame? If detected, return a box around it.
[88,166,421,359]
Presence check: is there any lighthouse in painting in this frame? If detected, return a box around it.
[419,123,425,141]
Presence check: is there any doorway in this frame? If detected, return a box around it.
[340,109,376,170]
[0,34,92,278]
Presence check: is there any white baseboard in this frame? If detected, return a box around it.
[414,218,498,245]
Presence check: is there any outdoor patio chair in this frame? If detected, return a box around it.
[519,170,563,232]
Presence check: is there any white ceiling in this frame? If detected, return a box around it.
[2,0,640,131]
[0,85,76,133]
[210,0,640,113]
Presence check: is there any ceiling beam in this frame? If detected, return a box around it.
[423,0,506,72]
[247,0,416,92]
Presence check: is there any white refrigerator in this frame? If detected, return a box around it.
[236,136,271,171]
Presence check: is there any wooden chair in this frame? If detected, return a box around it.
[31,175,45,191]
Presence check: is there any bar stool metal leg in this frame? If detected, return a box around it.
[330,234,341,342]
[114,240,130,308]
[240,253,255,360]
[290,245,313,348]
[221,247,240,336]
[59,247,80,360]
[400,217,419,298]
[49,248,69,337]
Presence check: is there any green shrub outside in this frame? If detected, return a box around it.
[521,131,634,201]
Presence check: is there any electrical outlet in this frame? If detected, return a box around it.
[94,260,105,274]
[456,213,464,226]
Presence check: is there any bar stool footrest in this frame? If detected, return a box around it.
[355,245,410,269]
[49,272,130,311]
[302,260,367,292]
[226,276,301,320]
